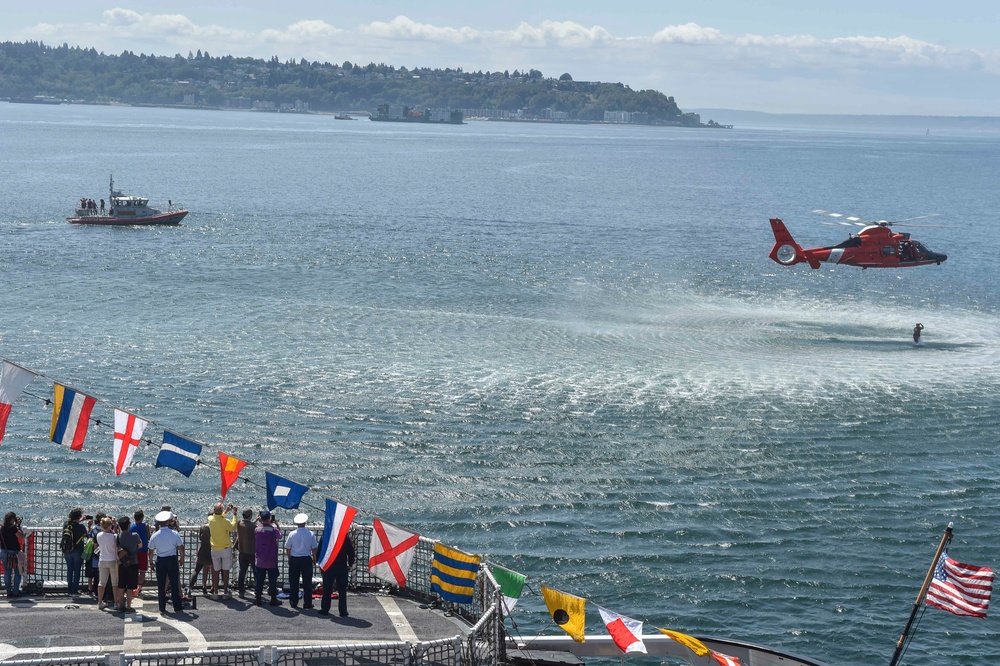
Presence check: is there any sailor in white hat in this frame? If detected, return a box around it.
[147,510,185,614]
[284,513,318,609]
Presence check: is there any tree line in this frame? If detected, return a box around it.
[0,41,685,122]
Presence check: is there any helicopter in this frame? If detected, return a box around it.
[768,210,948,269]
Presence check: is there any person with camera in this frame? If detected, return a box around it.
[1,511,24,598]
[208,502,238,600]
[253,511,282,607]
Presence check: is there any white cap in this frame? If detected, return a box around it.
[293,513,308,525]
[154,510,174,523]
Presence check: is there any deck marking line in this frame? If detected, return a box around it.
[375,596,419,642]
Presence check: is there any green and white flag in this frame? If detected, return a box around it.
[492,565,526,614]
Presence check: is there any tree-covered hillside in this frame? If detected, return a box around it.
[0,41,691,123]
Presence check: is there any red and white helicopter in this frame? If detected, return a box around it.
[768,210,948,269]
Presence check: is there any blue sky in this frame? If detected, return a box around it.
[4,1,999,115]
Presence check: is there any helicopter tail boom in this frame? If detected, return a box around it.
[768,218,818,268]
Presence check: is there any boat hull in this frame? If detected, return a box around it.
[67,210,188,226]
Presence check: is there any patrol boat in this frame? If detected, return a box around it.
[68,175,188,226]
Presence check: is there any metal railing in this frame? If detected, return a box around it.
[8,523,507,666]
[274,642,412,666]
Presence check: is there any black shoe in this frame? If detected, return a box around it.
[269,598,282,607]
[317,610,330,616]
[303,603,314,610]
[340,611,349,617]
[290,603,298,609]
[254,596,262,607]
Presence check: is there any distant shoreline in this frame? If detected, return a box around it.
[6,99,734,129]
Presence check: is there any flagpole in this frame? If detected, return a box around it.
[888,522,953,666]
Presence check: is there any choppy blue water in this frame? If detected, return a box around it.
[2,104,999,664]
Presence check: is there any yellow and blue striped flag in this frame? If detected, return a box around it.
[431,542,480,604]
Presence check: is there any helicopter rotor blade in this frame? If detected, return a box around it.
[891,213,942,223]
[813,209,948,229]
[811,209,871,226]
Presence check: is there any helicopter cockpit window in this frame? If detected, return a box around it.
[833,236,863,249]
[881,246,897,256]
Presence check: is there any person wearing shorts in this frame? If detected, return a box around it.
[208,503,238,599]
[95,517,123,610]
[129,510,152,596]
[116,516,140,612]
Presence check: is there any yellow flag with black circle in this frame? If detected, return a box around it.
[541,585,586,642]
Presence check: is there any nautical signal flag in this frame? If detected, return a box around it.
[50,383,97,451]
[219,452,247,501]
[157,431,202,477]
[541,586,586,642]
[430,541,480,604]
[369,518,419,588]
[265,471,309,510]
[318,498,357,571]
[711,652,743,666]
[112,409,148,475]
[598,606,646,654]
[0,361,35,445]
[925,553,994,618]
[492,565,526,614]
[658,628,709,657]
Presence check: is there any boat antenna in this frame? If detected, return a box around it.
[888,522,953,666]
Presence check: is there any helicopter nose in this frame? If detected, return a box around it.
[935,253,947,264]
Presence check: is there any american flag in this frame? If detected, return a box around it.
[925,554,994,618]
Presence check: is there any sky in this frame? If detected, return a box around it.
[4,1,1000,115]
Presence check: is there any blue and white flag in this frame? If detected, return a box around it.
[265,471,309,510]
[156,431,202,477]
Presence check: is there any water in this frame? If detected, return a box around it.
[2,104,999,664]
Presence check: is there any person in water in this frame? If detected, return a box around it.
[913,323,924,344]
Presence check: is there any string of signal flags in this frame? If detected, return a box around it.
[4,360,991,662]
[0,358,739,660]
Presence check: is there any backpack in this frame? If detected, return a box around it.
[116,535,134,567]
[60,522,75,554]
[83,537,96,560]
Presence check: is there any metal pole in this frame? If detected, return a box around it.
[888,522,953,666]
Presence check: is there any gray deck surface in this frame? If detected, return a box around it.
[0,590,471,659]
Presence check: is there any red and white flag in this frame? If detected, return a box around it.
[113,409,148,475]
[369,517,419,587]
[712,652,743,666]
[0,361,35,445]
[598,606,646,654]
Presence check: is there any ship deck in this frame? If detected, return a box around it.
[1,589,471,660]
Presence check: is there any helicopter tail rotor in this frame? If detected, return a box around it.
[768,218,818,268]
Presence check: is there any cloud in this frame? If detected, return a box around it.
[651,23,723,45]
[498,20,614,48]
[261,20,342,46]
[362,16,478,44]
